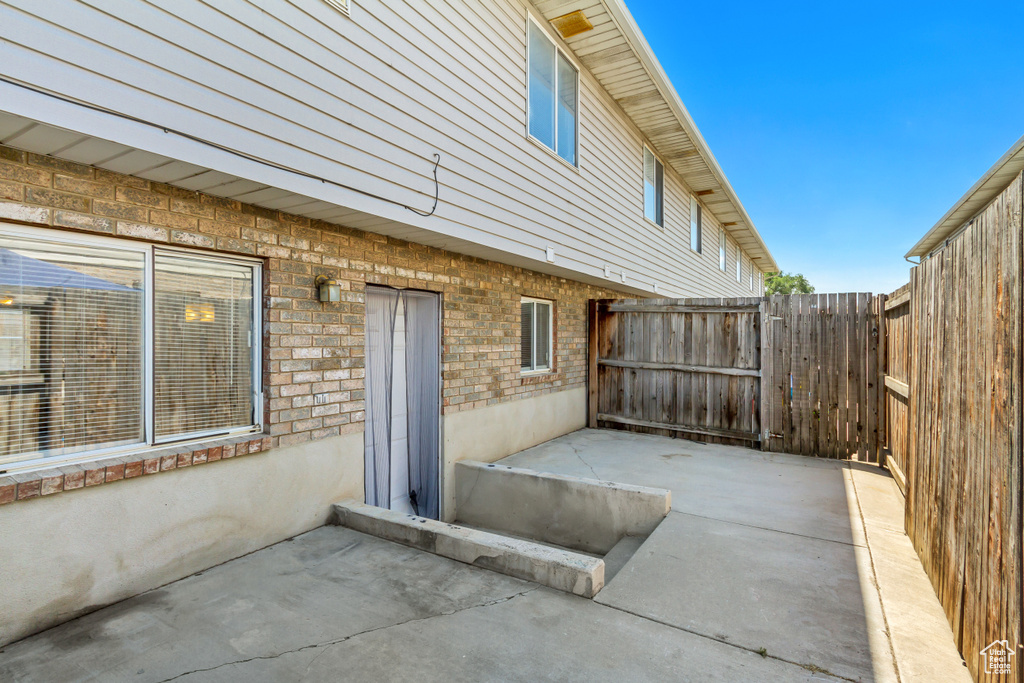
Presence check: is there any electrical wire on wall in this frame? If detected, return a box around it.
[0,76,442,218]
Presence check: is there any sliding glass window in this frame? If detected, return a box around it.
[0,225,262,469]
[644,147,664,226]
[528,19,578,166]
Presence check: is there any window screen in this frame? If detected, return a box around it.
[154,253,256,441]
[0,227,261,468]
[0,234,144,464]
[690,196,702,253]
[528,20,578,165]
[521,298,552,372]
[644,147,663,226]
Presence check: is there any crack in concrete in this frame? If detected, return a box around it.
[593,600,856,682]
[156,587,540,682]
[669,510,867,548]
[568,444,602,481]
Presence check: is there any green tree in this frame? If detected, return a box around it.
[765,271,814,295]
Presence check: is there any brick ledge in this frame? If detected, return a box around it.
[0,434,273,506]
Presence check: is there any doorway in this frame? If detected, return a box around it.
[363,285,441,519]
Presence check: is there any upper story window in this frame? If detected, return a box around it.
[521,296,553,373]
[735,246,742,282]
[689,196,702,253]
[643,146,664,227]
[749,258,754,291]
[527,19,578,166]
[0,225,262,470]
[719,228,727,271]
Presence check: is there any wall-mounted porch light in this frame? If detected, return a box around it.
[315,275,342,303]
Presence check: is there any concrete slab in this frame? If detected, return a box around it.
[193,587,842,683]
[500,429,968,682]
[0,525,841,683]
[0,526,533,683]
[1,428,966,682]
[847,465,972,682]
[501,428,858,545]
[595,511,892,682]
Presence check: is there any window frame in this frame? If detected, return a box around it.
[520,296,554,375]
[525,15,580,170]
[689,195,702,253]
[719,228,727,272]
[735,244,742,282]
[643,145,664,228]
[0,223,263,472]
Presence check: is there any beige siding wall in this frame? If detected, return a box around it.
[0,0,764,297]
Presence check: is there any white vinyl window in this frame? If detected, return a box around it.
[689,196,702,253]
[643,146,664,227]
[736,246,742,282]
[0,225,262,469]
[719,229,727,271]
[749,258,754,291]
[521,297,553,373]
[527,18,578,166]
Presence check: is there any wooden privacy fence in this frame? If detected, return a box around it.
[587,293,884,460]
[881,283,911,494]
[762,294,883,461]
[587,297,763,446]
[887,172,1023,682]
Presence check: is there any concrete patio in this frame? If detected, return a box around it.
[0,429,969,682]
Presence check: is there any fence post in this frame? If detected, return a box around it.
[587,299,599,429]
[758,297,770,451]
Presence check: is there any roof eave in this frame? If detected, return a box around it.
[907,133,1024,258]
[602,0,778,272]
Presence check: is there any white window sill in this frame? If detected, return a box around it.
[526,134,580,174]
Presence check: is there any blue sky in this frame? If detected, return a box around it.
[627,0,1024,293]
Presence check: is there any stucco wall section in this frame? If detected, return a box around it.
[441,386,587,520]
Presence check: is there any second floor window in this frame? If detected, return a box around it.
[690,196,702,253]
[736,247,742,282]
[643,147,663,226]
[528,19,578,166]
[719,229,727,271]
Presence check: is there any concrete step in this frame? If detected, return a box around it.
[602,534,649,583]
[331,501,605,597]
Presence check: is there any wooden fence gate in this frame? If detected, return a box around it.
[761,294,884,461]
[588,294,883,459]
[587,298,763,446]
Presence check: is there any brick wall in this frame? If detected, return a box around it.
[0,144,620,452]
